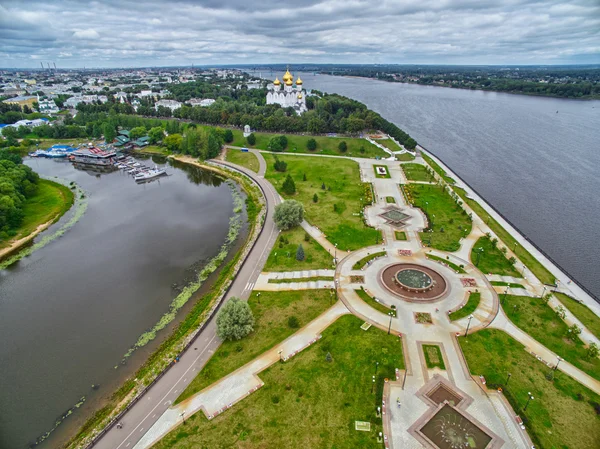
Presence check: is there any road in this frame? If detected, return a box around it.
[92,153,279,449]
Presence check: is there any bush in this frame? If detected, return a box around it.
[296,244,305,261]
[273,157,287,172]
[216,298,255,341]
[282,174,296,195]
[288,316,300,328]
[223,129,234,143]
[313,193,318,203]
[246,133,256,146]
[306,138,317,151]
[338,141,347,152]
[268,135,288,152]
[274,200,304,230]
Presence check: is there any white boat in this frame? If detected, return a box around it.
[134,167,167,182]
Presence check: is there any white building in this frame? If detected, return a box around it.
[155,99,182,112]
[37,98,59,114]
[188,98,216,107]
[266,69,307,114]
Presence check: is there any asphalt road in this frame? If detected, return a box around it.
[92,153,279,449]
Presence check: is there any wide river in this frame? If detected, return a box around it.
[0,156,244,449]
[301,73,600,300]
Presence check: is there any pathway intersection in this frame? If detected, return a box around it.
[126,148,599,449]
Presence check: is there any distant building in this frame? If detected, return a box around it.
[3,95,37,108]
[155,99,182,112]
[187,98,215,107]
[38,98,59,114]
[0,118,50,135]
[266,68,307,114]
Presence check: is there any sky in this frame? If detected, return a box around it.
[0,0,599,68]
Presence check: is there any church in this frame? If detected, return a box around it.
[266,69,307,114]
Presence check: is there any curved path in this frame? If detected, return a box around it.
[91,156,280,449]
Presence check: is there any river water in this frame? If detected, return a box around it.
[301,73,600,300]
[0,156,243,449]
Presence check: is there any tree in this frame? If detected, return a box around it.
[268,135,287,152]
[288,316,299,328]
[313,193,318,203]
[306,138,317,151]
[587,342,599,360]
[302,173,307,181]
[282,174,296,195]
[103,123,116,143]
[246,133,256,146]
[224,129,234,143]
[130,126,147,140]
[273,157,287,172]
[148,127,164,144]
[216,298,255,341]
[296,244,305,261]
[325,352,333,362]
[321,182,326,190]
[274,200,304,230]
[338,141,347,152]
[163,133,183,153]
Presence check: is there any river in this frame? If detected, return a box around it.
[300,73,600,300]
[0,156,245,449]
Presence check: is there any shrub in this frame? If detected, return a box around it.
[273,157,287,172]
[246,133,256,146]
[296,244,305,261]
[274,200,304,230]
[338,141,347,152]
[306,138,317,151]
[282,174,296,195]
[223,129,234,143]
[313,193,318,203]
[288,316,300,328]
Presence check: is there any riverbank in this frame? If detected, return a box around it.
[64,155,266,449]
[0,178,74,261]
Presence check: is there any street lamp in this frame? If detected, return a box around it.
[180,412,186,424]
[425,201,428,214]
[334,243,338,264]
[506,372,511,386]
[464,314,474,338]
[541,285,547,299]
[387,311,393,335]
[371,375,376,393]
[475,247,484,266]
[524,392,534,411]
[502,287,509,305]
[375,361,379,375]
[278,349,283,362]
[554,355,562,371]
[513,242,518,252]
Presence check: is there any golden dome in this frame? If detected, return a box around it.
[296,77,302,85]
[273,77,281,85]
[297,93,303,99]
[283,69,293,82]
[285,78,293,86]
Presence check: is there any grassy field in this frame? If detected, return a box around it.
[230,129,388,159]
[225,148,260,173]
[491,281,525,289]
[394,231,407,241]
[397,152,416,162]
[268,276,333,284]
[352,251,386,270]
[264,227,333,271]
[373,138,401,152]
[385,196,395,204]
[422,153,456,184]
[555,292,600,339]
[401,163,435,182]
[137,145,169,155]
[355,289,393,315]
[0,179,74,250]
[471,236,521,277]
[373,165,391,179]
[158,315,404,449]
[264,154,381,251]
[176,290,334,403]
[422,344,446,370]
[454,186,555,285]
[502,295,600,381]
[425,253,466,273]
[449,292,481,321]
[404,184,472,252]
[459,329,600,449]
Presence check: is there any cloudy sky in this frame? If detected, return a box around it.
[1,0,599,68]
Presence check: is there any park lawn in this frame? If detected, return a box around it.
[0,179,74,250]
[269,276,333,284]
[449,292,480,321]
[136,145,169,155]
[264,226,334,271]
[158,315,404,449]
[454,186,555,285]
[176,290,334,404]
[35,138,90,149]
[230,129,388,159]
[401,163,434,182]
[471,236,521,277]
[385,196,395,204]
[264,154,381,251]
[374,138,401,152]
[352,251,386,270]
[422,345,445,370]
[394,231,407,241]
[422,153,456,184]
[555,292,600,339]
[503,295,600,381]
[403,184,472,252]
[355,288,394,315]
[397,152,416,162]
[426,254,466,274]
[491,281,525,289]
[373,165,391,178]
[459,329,600,449]
[224,148,260,173]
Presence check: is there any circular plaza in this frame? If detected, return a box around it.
[380,263,448,301]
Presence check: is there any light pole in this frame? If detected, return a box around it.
[541,285,547,299]
[502,287,509,305]
[506,372,511,386]
[475,247,484,267]
[524,392,534,411]
[425,201,428,214]
[278,349,283,362]
[464,314,474,338]
[554,355,562,371]
[334,243,338,264]
[388,312,393,335]
[513,242,518,252]
[371,375,376,393]
[375,361,379,375]
[180,412,186,425]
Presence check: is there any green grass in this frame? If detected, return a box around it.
[449,292,481,321]
[264,154,381,251]
[230,129,388,159]
[491,281,525,289]
[268,276,333,284]
[224,148,260,173]
[422,153,455,184]
[472,236,521,277]
[502,295,600,381]
[385,196,395,204]
[265,227,334,271]
[394,231,407,241]
[1,179,74,250]
[422,344,446,369]
[355,289,394,315]
[454,187,555,285]
[176,290,334,404]
[158,315,404,449]
[403,184,472,252]
[373,165,391,178]
[459,329,600,449]
[397,152,416,161]
[137,145,169,155]
[352,251,386,270]
[401,163,434,182]
[373,138,401,152]
[555,292,600,339]
[425,253,466,273]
